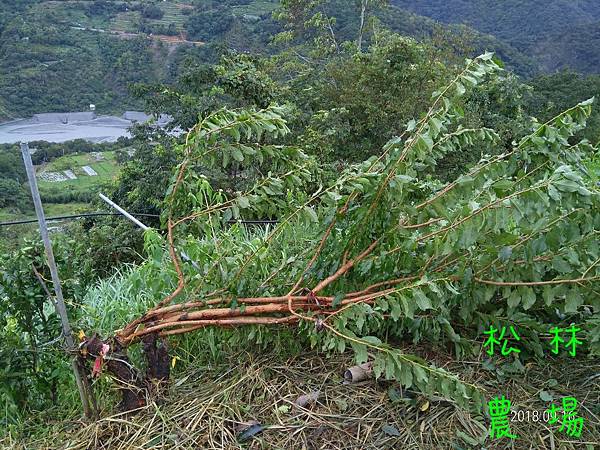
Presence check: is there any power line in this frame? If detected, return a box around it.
[0,212,159,227]
[0,212,279,227]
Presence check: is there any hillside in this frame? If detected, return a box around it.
[0,0,208,120]
[1,0,593,121]
[390,0,600,73]
[379,5,539,76]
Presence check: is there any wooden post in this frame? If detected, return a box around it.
[20,142,97,419]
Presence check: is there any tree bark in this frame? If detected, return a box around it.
[357,0,369,52]
[84,336,146,412]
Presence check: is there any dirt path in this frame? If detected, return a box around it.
[70,26,204,46]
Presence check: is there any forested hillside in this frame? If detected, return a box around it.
[0,0,212,120]
[390,0,600,73]
[0,0,581,121]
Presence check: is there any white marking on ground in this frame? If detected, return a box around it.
[82,166,98,176]
[39,171,68,182]
[64,170,77,180]
[91,152,105,161]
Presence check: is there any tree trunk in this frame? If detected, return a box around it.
[84,336,146,412]
[357,0,369,52]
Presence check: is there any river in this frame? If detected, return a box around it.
[0,111,168,144]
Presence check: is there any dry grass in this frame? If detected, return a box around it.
[2,350,598,450]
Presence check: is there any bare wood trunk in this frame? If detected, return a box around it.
[85,336,146,412]
[357,0,369,52]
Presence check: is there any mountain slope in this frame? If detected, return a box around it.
[390,0,600,73]
[0,0,208,119]
[379,5,538,76]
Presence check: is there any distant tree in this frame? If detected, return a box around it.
[184,7,234,41]
[526,71,600,143]
[131,52,278,131]
[86,0,126,18]
[286,32,452,161]
[141,4,164,20]
[115,149,130,165]
[275,0,389,54]
[166,23,177,36]
[0,179,29,209]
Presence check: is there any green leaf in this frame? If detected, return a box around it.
[542,286,554,306]
[222,150,230,168]
[552,256,571,274]
[430,117,443,134]
[564,290,583,313]
[493,179,514,192]
[401,295,414,320]
[458,225,478,249]
[277,404,290,414]
[548,184,561,201]
[391,301,402,321]
[412,365,428,384]
[421,133,434,150]
[232,147,244,162]
[332,292,344,309]
[237,196,250,209]
[351,342,368,365]
[507,289,521,309]
[400,363,413,388]
[554,179,581,193]
[356,314,365,332]
[373,355,385,378]
[362,336,382,346]
[520,287,536,310]
[303,206,318,223]
[413,289,432,311]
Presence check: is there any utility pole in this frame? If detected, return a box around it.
[20,142,97,419]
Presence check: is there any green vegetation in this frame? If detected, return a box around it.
[0,1,208,120]
[42,202,91,217]
[390,0,600,73]
[0,139,129,221]
[0,0,553,122]
[1,1,600,449]
[37,151,120,203]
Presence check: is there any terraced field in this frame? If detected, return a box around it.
[112,2,192,33]
[29,1,193,34]
[231,0,279,16]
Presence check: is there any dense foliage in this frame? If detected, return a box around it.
[0,150,29,211]
[81,56,600,415]
[1,0,600,442]
[390,0,600,73]
[1,0,593,120]
[0,1,210,120]
[0,238,96,426]
[526,71,600,143]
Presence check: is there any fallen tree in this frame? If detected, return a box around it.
[82,54,600,412]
